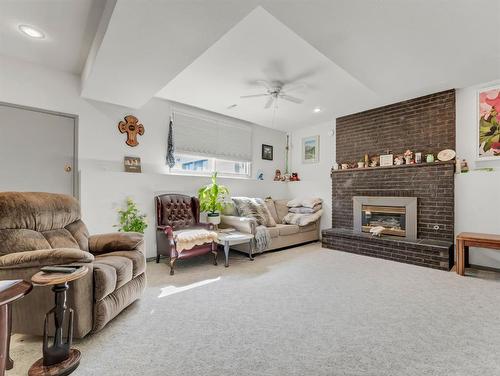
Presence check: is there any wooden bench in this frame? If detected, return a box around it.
[456,232,500,276]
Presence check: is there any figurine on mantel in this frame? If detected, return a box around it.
[369,156,379,167]
[403,149,413,164]
[394,155,404,165]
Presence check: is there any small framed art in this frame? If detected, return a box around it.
[262,144,273,160]
[302,135,320,163]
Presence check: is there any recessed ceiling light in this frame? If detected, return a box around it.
[313,107,321,113]
[18,25,45,39]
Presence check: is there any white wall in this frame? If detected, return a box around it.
[0,56,289,258]
[455,80,500,268]
[289,121,336,231]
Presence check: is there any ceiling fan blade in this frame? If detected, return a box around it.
[282,83,307,93]
[240,93,269,99]
[264,96,275,109]
[280,94,303,104]
[255,80,273,90]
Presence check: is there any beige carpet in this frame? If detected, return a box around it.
[8,242,500,375]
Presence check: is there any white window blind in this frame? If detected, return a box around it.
[173,110,253,162]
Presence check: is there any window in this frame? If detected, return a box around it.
[169,154,251,178]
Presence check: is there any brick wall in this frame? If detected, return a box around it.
[336,89,455,164]
[331,162,455,242]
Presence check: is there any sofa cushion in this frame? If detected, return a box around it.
[264,199,279,223]
[267,226,280,238]
[94,255,133,292]
[273,200,289,223]
[299,222,317,233]
[277,224,299,236]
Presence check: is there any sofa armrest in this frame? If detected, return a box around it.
[0,248,94,269]
[220,215,256,235]
[89,232,144,255]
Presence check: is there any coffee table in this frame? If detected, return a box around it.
[217,232,254,267]
[29,266,88,376]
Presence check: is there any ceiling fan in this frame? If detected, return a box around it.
[240,80,306,109]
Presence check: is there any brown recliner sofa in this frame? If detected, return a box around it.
[0,192,146,338]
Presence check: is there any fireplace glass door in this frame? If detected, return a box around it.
[361,205,406,237]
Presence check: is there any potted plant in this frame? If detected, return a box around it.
[198,172,230,225]
[357,159,365,168]
[115,198,148,234]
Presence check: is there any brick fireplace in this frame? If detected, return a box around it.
[322,90,455,270]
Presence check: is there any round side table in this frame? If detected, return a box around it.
[0,280,32,376]
[29,266,88,376]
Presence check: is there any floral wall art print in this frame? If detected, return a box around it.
[478,85,500,159]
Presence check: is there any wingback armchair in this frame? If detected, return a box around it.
[0,192,146,338]
[155,194,217,275]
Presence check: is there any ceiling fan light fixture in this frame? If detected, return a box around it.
[18,24,45,39]
[313,107,322,113]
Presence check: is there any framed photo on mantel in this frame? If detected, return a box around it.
[477,84,500,160]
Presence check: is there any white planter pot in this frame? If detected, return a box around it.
[207,213,221,225]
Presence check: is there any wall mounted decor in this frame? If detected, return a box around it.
[302,135,320,163]
[262,144,273,160]
[118,115,144,147]
[124,156,141,173]
[477,85,500,160]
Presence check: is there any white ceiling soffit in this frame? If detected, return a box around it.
[156,6,376,130]
[0,0,104,74]
[81,0,259,108]
[262,0,500,98]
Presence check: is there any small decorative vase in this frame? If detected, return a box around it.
[207,213,221,225]
[357,162,365,168]
[426,154,435,163]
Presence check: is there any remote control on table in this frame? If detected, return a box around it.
[40,266,77,274]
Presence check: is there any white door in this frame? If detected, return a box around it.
[0,104,76,196]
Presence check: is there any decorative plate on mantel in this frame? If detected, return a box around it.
[437,149,456,161]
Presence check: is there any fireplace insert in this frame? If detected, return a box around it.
[353,196,417,239]
[361,205,406,237]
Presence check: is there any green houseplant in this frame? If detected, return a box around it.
[198,172,230,225]
[115,198,148,234]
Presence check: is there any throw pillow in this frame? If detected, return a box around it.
[232,197,276,227]
[287,198,303,208]
[288,204,322,214]
[301,197,322,208]
[221,200,238,216]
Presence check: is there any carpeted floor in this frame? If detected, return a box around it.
[8,242,500,375]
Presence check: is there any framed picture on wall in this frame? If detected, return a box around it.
[302,135,320,163]
[477,84,500,160]
[262,144,273,160]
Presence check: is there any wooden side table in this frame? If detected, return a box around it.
[456,232,500,276]
[0,280,32,376]
[29,266,88,376]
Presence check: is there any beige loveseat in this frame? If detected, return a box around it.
[220,198,320,254]
[0,192,146,338]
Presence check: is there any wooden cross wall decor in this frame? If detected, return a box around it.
[118,115,144,147]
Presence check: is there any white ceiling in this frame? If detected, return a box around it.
[0,0,105,74]
[1,0,499,130]
[155,7,377,130]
